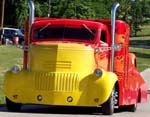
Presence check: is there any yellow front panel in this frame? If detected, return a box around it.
[4,43,117,107]
[34,72,79,92]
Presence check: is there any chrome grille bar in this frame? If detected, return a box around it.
[35,72,79,92]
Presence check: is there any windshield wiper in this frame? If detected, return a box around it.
[39,23,51,32]
[82,24,95,36]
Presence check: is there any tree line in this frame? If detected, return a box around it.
[4,0,150,36]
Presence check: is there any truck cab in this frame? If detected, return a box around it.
[3,1,147,115]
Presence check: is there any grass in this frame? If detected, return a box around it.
[130,36,150,46]
[130,35,150,71]
[130,33,150,71]
[130,24,150,71]
[0,45,23,104]
[137,25,150,36]
[129,47,150,71]
[0,46,23,70]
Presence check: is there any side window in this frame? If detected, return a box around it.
[4,30,10,35]
[134,58,137,68]
[11,30,16,36]
[100,30,107,43]
[0,29,2,36]
[0,29,2,38]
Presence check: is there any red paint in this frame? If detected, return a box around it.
[24,18,147,106]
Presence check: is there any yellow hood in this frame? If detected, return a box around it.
[29,43,95,75]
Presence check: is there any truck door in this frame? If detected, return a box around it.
[96,30,109,71]
[127,54,138,104]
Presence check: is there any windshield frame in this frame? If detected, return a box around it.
[31,24,98,44]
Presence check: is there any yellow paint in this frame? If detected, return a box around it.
[3,43,117,107]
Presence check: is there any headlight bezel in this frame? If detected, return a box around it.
[11,65,21,74]
[94,68,103,77]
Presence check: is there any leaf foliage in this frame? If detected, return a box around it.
[4,0,150,36]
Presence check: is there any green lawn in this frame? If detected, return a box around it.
[137,25,150,36]
[130,25,150,71]
[0,45,23,104]
[130,36,150,71]
[130,36,150,46]
[129,47,150,71]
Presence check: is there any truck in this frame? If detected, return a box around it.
[3,0,147,115]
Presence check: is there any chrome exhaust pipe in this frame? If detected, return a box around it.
[111,3,120,72]
[26,0,35,70]
[29,0,35,26]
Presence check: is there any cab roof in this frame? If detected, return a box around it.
[33,18,105,29]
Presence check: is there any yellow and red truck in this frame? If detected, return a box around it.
[3,0,147,115]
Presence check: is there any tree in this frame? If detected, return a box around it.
[50,0,95,19]
[15,0,28,28]
[34,1,48,17]
[3,0,150,35]
[0,0,5,28]
[140,0,150,24]
[15,0,48,28]
[129,1,141,36]
[128,0,148,36]
[4,0,16,27]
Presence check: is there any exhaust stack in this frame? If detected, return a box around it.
[26,0,35,70]
[111,3,120,72]
[29,0,35,26]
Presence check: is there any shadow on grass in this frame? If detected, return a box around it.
[132,52,150,59]
[0,104,5,107]
[130,40,150,46]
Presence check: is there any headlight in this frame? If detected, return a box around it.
[94,68,103,77]
[11,66,20,74]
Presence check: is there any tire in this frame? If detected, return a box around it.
[21,41,24,46]
[101,87,116,115]
[6,97,22,112]
[2,38,6,45]
[127,104,137,112]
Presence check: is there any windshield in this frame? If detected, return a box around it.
[34,27,96,41]
[13,29,24,36]
[17,29,24,36]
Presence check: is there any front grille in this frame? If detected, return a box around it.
[34,72,79,92]
[42,61,72,69]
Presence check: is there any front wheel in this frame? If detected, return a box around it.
[6,97,22,112]
[127,104,137,112]
[101,87,117,115]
